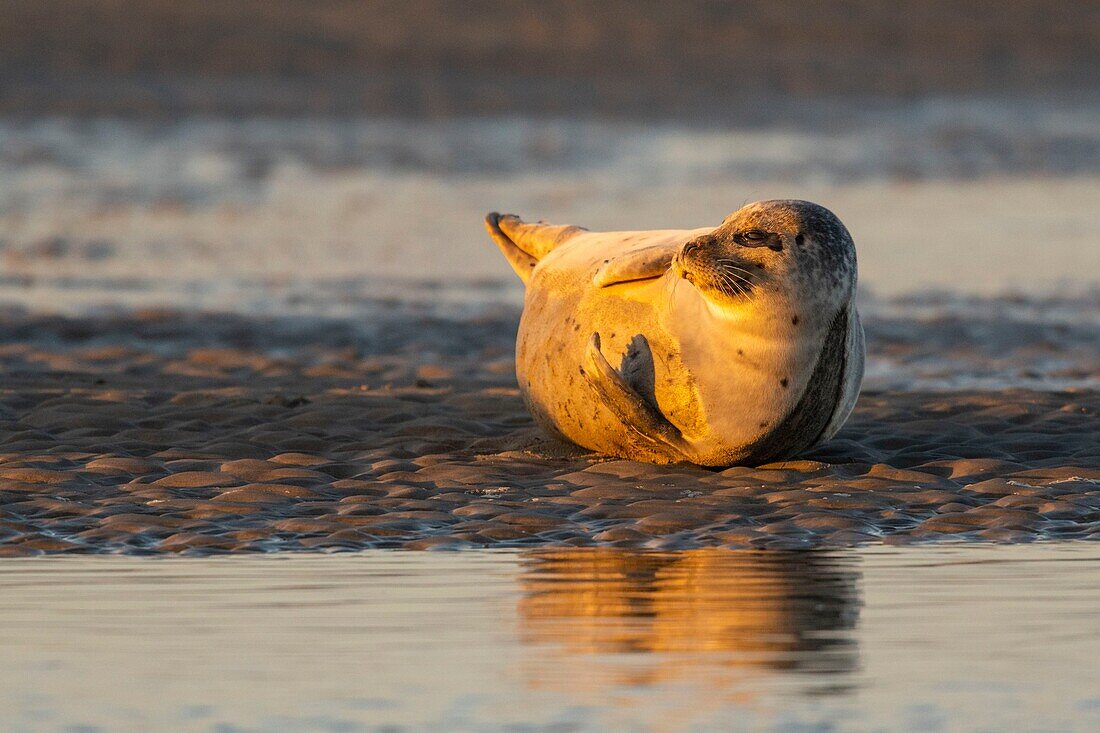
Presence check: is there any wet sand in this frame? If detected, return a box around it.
[0,301,1097,555]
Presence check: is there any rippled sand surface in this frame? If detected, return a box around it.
[0,296,1096,554]
[1,545,1097,731]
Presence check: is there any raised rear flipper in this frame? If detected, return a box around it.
[484,212,586,284]
[581,333,693,462]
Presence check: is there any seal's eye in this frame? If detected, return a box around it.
[735,229,780,250]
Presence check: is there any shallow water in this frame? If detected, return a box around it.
[2,114,1098,302]
[1,544,1097,732]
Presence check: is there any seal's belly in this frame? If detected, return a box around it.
[516,264,805,462]
[516,277,690,457]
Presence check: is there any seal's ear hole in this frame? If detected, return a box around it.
[795,233,805,246]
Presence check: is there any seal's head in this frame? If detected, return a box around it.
[674,200,856,315]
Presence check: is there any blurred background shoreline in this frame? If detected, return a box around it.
[3,1,1097,118]
[1,1,1098,309]
[0,3,1096,299]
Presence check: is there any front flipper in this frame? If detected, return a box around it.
[580,333,693,461]
[593,244,678,288]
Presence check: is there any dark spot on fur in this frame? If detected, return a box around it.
[737,349,744,356]
[780,377,789,388]
[759,421,769,428]
[792,315,800,326]
[796,233,805,246]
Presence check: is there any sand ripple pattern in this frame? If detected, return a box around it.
[0,305,1097,555]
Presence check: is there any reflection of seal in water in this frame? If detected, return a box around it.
[517,549,860,695]
[484,200,865,466]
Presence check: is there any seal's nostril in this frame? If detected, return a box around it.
[683,241,701,255]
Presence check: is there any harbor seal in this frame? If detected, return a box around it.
[484,200,864,466]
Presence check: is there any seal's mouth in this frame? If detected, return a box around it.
[674,252,758,301]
